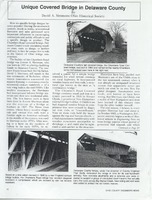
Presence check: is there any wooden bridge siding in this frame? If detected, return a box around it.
[8,131,24,171]
[93,138,130,155]
[78,35,105,52]
[8,131,68,171]
[8,131,19,148]
[77,24,112,52]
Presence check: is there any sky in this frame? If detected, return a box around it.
[73,21,127,41]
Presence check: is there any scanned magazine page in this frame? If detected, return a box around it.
[0,0,151,199]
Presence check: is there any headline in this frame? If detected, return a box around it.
[21,5,126,11]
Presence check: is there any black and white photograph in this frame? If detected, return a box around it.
[67,21,127,63]
[8,130,69,172]
[77,132,137,168]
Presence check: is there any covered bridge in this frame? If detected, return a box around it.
[78,133,136,162]
[76,24,113,52]
[8,130,68,171]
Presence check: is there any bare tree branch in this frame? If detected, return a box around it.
[108,22,126,48]
[67,21,84,52]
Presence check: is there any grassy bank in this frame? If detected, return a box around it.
[77,150,136,168]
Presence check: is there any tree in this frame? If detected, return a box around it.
[67,21,83,52]
[67,21,78,52]
[114,32,124,48]
[108,22,126,48]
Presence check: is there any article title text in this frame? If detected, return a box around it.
[21,5,126,11]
